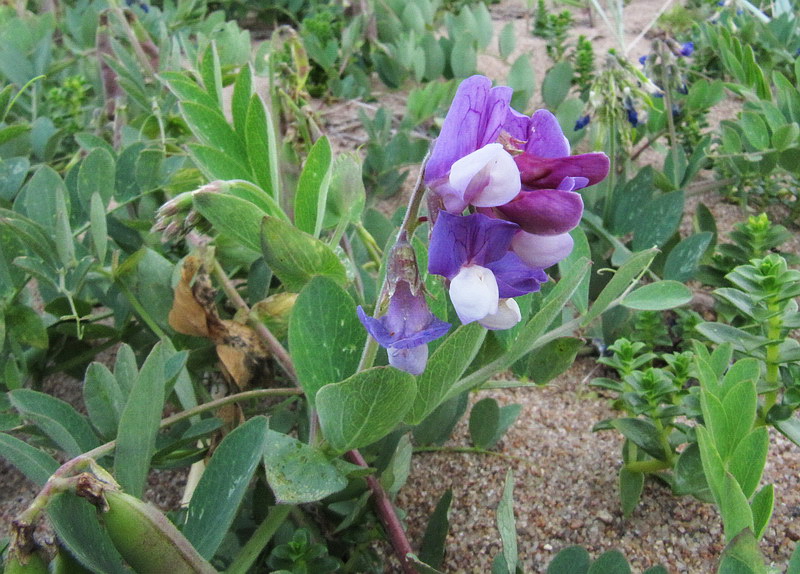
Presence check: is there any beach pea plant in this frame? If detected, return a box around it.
[0,69,693,573]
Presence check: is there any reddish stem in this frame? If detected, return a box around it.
[345,449,417,574]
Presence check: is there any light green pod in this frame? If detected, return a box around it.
[101,490,217,574]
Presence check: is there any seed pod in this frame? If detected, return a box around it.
[3,550,48,574]
[100,489,217,574]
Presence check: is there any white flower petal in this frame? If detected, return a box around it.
[479,298,522,330]
[449,265,499,324]
[449,143,521,208]
[511,231,574,268]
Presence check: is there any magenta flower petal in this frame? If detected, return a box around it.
[496,188,584,235]
[425,76,513,184]
[428,211,519,279]
[525,110,570,158]
[515,152,610,190]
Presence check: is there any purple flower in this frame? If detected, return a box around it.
[428,212,547,327]
[425,76,522,213]
[357,241,450,375]
[625,99,639,127]
[679,42,694,57]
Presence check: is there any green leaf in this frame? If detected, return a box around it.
[324,154,366,228]
[89,192,108,262]
[419,489,452,569]
[513,337,583,384]
[83,362,125,440]
[261,215,348,291]
[672,442,712,500]
[187,144,251,182]
[405,323,484,425]
[695,323,768,355]
[5,305,48,349]
[542,61,573,109]
[199,43,222,108]
[231,65,252,136]
[316,367,416,453]
[193,189,268,252]
[619,467,644,518]
[610,167,654,236]
[547,546,591,574]
[719,471,755,542]
[508,54,535,111]
[21,165,67,237]
[587,550,631,574]
[9,389,99,458]
[498,22,516,60]
[262,428,347,503]
[114,343,167,498]
[663,232,713,281]
[294,136,332,237]
[559,226,590,314]
[161,72,218,110]
[621,281,692,311]
[750,484,773,540]
[78,148,115,206]
[450,37,477,78]
[717,529,766,574]
[497,469,517,574]
[47,493,129,574]
[113,343,138,399]
[181,101,247,165]
[184,416,269,559]
[412,392,469,446]
[740,112,769,150]
[0,432,59,486]
[789,543,800,574]
[631,191,684,250]
[611,419,668,460]
[469,398,500,450]
[245,93,279,199]
[582,249,657,327]
[720,380,757,451]
[0,156,30,201]
[728,427,767,500]
[288,276,365,406]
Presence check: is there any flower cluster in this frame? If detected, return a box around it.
[425,75,609,330]
[358,75,609,374]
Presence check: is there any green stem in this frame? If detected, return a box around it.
[761,302,783,421]
[225,504,293,574]
[624,459,672,473]
[602,115,617,225]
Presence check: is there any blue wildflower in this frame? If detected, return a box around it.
[679,42,694,57]
[574,115,591,131]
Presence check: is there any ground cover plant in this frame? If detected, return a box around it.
[0,0,799,572]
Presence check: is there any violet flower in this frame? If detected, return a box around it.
[357,241,450,375]
[428,212,547,328]
[424,76,523,213]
